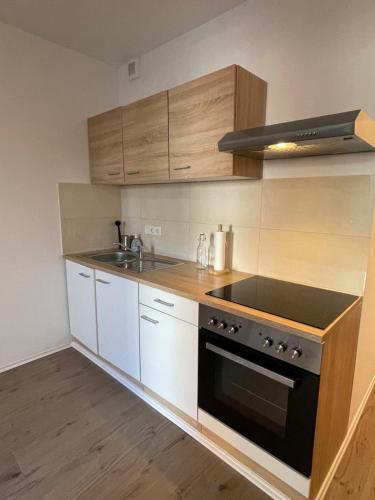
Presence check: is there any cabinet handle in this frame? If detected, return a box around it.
[107,172,121,176]
[96,278,111,285]
[78,272,90,278]
[173,166,191,171]
[127,170,140,175]
[141,315,159,325]
[154,298,174,308]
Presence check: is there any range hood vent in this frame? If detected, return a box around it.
[218,110,375,159]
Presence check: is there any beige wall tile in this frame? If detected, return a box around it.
[189,180,262,227]
[262,176,372,237]
[59,183,121,254]
[123,216,142,236]
[61,217,118,254]
[141,219,190,259]
[188,223,259,273]
[259,229,369,295]
[140,184,190,222]
[121,186,143,218]
[59,183,121,220]
[231,226,260,274]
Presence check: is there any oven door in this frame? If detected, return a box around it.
[198,328,320,477]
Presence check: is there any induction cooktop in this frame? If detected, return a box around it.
[206,275,358,329]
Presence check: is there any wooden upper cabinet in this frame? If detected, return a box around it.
[122,91,169,184]
[88,108,125,185]
[169,65,267,181]
[87,65,267,185]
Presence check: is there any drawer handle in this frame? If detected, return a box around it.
[107,172,121,176]
[141,315,159,325]
[127,170,140,175]
[78,272,90,278]
[96,278,111,285]
[154,298,174,308]
[173,166,191,171]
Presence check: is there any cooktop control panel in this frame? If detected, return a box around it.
[199,304,322,375]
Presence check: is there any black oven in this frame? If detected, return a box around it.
[198,305,321,477]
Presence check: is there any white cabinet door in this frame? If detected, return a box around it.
[139,304,198,419]
[66,261,98,354]
[96,270,140,380]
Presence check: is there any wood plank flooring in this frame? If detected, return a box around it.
[0,348,269,500]
[325,382,375,500]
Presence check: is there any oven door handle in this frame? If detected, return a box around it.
[205,342,296,389]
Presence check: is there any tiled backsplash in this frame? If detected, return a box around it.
[121,176,374,295]
[59,183,121,254]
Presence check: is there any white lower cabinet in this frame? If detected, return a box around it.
[66,261,98,354]
[96,270,140,380]
[139,303,198,419]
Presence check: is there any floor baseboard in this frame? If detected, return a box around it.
[315,374,375,500]
[0,343,71,374]
[71,340,289,500]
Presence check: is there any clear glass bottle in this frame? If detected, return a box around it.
[196,233,207,270]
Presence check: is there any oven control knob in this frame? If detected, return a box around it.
[275,342,287,354]
[208,317,217,327]
[291,347,303,360]
[262,336,273,348]
[217,321,227,330]
[227,325,239,335]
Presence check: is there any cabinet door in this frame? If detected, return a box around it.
[88,108,125,185]
[123,91,169,184]
[169,66,235,180]
[66,261,98,354]
[140,304,198,419]
[96,270,140,380]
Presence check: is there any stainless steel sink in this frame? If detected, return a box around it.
[87,250,136,264]
[84,250,181,273]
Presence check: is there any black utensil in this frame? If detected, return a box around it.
[115,220,122,248]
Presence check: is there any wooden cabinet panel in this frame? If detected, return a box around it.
[169,66,236,180]
[66,261,98,354]
[88,108,125,185]
[139,304,198,419]
[87,65,267,184]
[123,91,169,184]
[96,270,140,380]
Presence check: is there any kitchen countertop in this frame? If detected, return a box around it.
[65,251,362,343]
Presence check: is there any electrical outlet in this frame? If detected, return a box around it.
[144,225,162,236]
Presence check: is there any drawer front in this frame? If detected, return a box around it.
[139,284,198,325]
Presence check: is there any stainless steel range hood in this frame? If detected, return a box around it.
[218,110,375,159]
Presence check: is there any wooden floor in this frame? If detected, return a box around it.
[325,382,375,500]
[0,348,269,500]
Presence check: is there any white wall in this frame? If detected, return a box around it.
[0,21,118,371]
[118,0,375,179]
[118,0,375,420]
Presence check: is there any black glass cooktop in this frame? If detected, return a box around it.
[206,275,358,329]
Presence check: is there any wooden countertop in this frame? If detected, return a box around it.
[65,251,362,344]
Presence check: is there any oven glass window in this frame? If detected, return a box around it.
[214,355,289,437]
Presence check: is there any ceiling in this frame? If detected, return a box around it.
[0,0,246,65]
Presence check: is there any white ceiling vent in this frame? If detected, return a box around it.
[127,58,139,80]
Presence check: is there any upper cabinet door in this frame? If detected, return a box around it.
[88,108,125,185]
[169,66,236,181]
[123,91,169,184]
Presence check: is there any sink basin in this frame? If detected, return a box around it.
[84,250,181,273]
[86,250,137,264]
